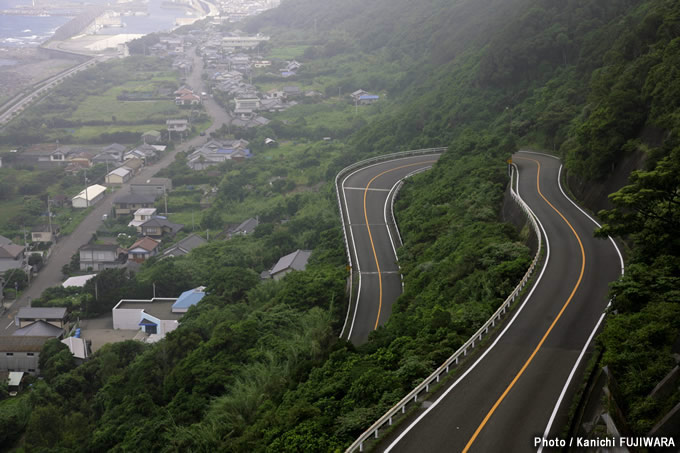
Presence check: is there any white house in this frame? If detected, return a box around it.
[112,286,206,342]
[128,208,157,231]
[72,184,107,208]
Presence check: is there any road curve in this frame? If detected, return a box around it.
[339,154,442,345]
[381,151,623,452]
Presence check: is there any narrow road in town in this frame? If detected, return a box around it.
[2,46,228,334]
[338,153,442,344]
[380,151,623,452]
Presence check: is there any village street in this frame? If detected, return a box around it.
[2,46,229,334]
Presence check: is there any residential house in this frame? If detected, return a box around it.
[265,88,285,99]
[15,307,67,329]
[124,144,157,163]
[167,119,189,135]
[79,243,125,271]
[140,217,183,238]
[12,144,60,169]
[102,143,127,159]
[0,336,48,375]
[67,150,96,168]
[358,94,380,105]
[234,96,260,117]
[187,145,252,170]
[127,237,160,263]
[253,59,271,68]
[112,286,206,341]
[30,224,58,243]
[7,371,24,395]
[0,243,25,273]
[351,89,369,100]
[92,153,122,166]
[174,86,194,97]
[114,192,157,216]
[161,233,207,258]
[282,85,302,98]
[130,178,172,198]
[231,116,270,128]
[142,130,161,144]
[122,157,143,174]
[61,336,89,361]
[175,93,201,105]
[112,298,181,340]
[129,208,158,231]
[227,217,258,238]
[105,166,132,185]
[72,184,107,208]
[270,249,312,280]
[62,274,96,288]
[260,97,287,112]
[12,320,64,338]
[221,34,270,50]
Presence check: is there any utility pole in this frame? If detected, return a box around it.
[47,195,53,240]
[23,227,31,285]
[84,169,89,207]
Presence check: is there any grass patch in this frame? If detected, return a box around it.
[266,45,309,60]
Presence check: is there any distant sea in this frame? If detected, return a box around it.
[0,0,192,47]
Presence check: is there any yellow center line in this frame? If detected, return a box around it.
[363,160,437,330]
[462,156,586,452]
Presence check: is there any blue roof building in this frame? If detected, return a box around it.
[171,286,207,313]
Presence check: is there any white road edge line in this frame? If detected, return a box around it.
[340,169,363,340]
[340,155,442,341]
[531,156,625,452]
[385,162,551,452]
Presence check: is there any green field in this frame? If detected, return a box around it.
[266,45,310,60]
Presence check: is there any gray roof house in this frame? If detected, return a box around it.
[162,233,207,258]
[0,243,25,273]
[114,192,157,216]
[16,307,68,329]
[270,249,312,280]
[0,336,48,375]
[12,320,64,338]
[140,218,184,238]
[227,217,259,238]
[79,244,126,271]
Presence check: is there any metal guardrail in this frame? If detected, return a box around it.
[335,147,447,339]
[345,164,543,452]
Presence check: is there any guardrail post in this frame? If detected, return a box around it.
[436,374,440,383]
[426,383,429,392]
[414,394,417,403]
[359,442,363,452]
[402,405,406,414]
[374,429,379,439]
[389,416,393,426]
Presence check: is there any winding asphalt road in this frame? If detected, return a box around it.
[339,154,442,345]
[379,151,623,452]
